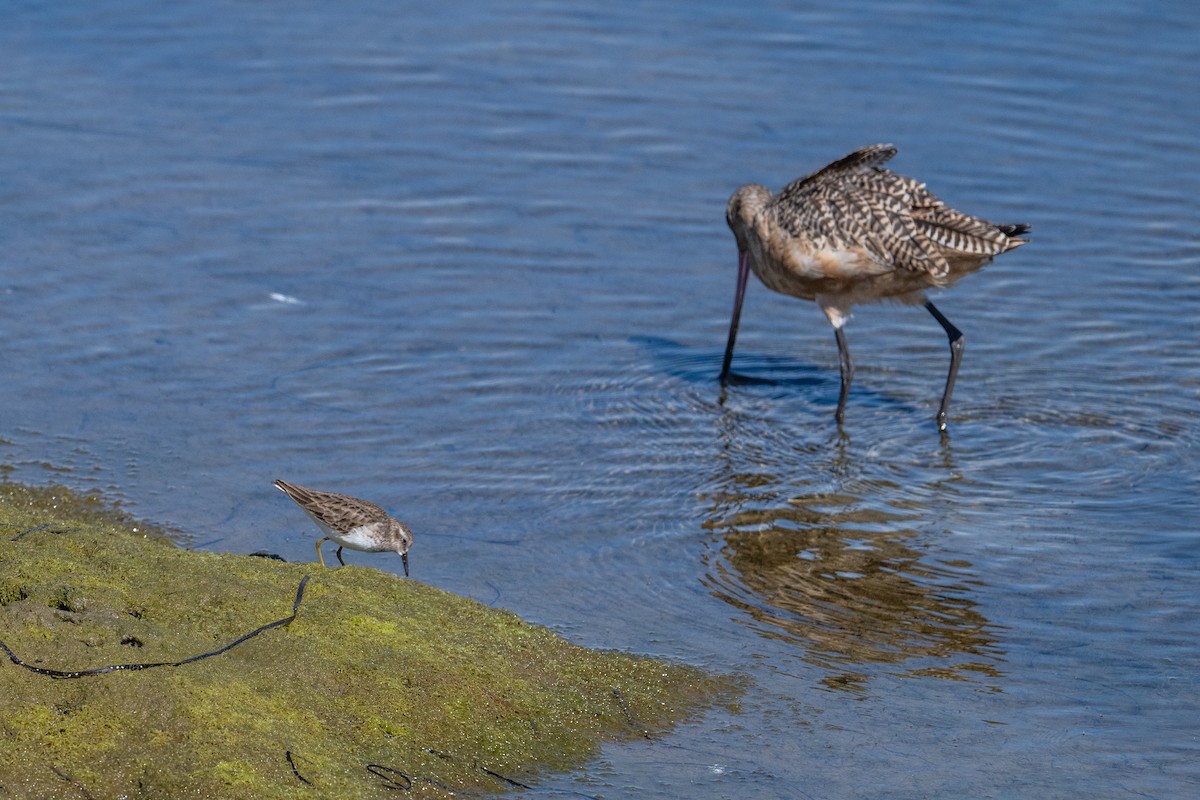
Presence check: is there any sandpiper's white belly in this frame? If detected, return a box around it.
[303,513,388,553]
[332,523,389,552]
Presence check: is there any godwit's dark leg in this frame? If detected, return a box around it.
[833,326,854,424]
[336,546,346,566]
[925,300,964,432]
[720,250,751,383]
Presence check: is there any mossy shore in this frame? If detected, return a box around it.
[0,483,734,798]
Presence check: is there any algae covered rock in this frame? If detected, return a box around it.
[0,483,733,798]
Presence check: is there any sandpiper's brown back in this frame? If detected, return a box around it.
[274,479,390,534]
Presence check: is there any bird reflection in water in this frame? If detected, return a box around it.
[701,441,1004,693]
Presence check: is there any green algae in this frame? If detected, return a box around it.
[0,483,736,798]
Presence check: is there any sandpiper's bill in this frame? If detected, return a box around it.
[274,479,413,575]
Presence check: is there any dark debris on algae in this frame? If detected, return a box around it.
[0,482,739,799]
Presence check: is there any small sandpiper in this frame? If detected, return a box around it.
[274,479,413,575]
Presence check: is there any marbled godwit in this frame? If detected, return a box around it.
[275,479,413,575]
[721,144,1028,431]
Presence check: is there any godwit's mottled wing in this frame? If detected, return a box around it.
[794,142,900,182]
[909,198,1026,258]
[770,144,1020,281]
[274,479,388,534]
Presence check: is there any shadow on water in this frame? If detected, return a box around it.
[630,334,919,417]
[632,334,823,388]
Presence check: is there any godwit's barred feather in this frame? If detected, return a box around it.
[995,223,1032,238]
[721,144,1030,431]
[768,143,1026,283]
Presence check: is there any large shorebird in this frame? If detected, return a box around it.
[275,479,412,575]
[721,144,1028,431]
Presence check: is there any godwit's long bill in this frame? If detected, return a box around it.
[722,144,1028,431]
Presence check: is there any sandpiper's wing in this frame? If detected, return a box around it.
[274,479,388,534]
[770,144,1020,280]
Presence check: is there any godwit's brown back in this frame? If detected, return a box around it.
[727,143,1028,304]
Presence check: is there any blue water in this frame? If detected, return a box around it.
[2,1,1199,797]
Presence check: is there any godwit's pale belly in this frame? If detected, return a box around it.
[751,236,993,306]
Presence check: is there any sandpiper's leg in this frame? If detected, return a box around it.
[833,327,854,424]
[316,537,330,568]
[925,301,964,432]
[720,250,751,382]
[336,546,346,566]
